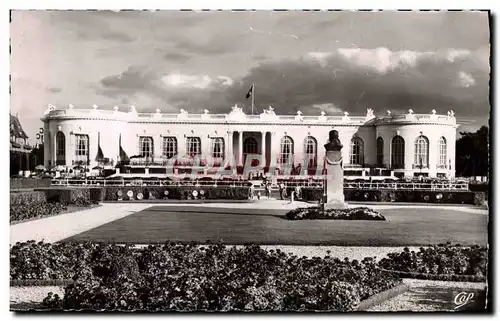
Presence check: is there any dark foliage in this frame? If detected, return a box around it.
[299,187,483,205]
[456,126,489,178]
[378,243,488,277]
[10,201,67,222]
[10,178,52,190]
[286,207,386,221]
[10,242,401,311]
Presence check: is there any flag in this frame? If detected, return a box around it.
[95,132,105,162]
[118,133,130,163]
[245,84,254,99]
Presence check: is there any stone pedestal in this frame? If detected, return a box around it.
[322,150,347,209]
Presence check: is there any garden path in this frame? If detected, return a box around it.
[10,203,152,244]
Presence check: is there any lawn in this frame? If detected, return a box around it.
[64,205,488,246]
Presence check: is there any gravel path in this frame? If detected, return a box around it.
[236,245,420,261]
[367,279,487,312]
[10,286,63,311]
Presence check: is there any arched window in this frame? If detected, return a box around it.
[211,137,225,159]
[304,136,317,168]
[186,137,201,157]
[376,137,384,166]
[243,137,258,156]
[56,131,66,165]
[280,136,294,164]
[438,136,447,167]
[162,136,177,159]
[74,134,90,165]
[414,135,429,168]
[391,136,405,169]
[139,136,154,158]
[350,137,364,166]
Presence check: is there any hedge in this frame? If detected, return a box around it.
[10,178,52,190]
[299,187,486,205]
[36,187,104,204]
[10,191,46,205]
[103,186,251,201]
[11,241,402,311]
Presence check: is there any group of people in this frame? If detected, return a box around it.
[252,178,302,201]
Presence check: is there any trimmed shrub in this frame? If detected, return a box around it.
[10,191,46,205]
[36,188,102,205]
[10,178,52,190]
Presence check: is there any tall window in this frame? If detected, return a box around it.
[350,137,364,165]
[186,137,201,157]
[162,137,177,159]
[438,136,447,166]
[211,137,225,159]
[56,131,66,165]
[304,136,317,168]
[376,137,384,166]
[243,137,258,164]
[279,136,294,164]
[391,136,405,169]
[414,135,429,168]
[74,134,89,164]
[139,136,154,158]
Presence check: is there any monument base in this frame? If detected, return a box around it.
[322,201,348,210]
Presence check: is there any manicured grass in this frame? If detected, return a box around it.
[64,206,488,246]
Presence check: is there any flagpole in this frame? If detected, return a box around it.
[251,83,255,115]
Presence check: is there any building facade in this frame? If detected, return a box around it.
[10,113,34,176]
[42,104,458,178]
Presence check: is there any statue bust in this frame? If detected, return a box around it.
[324,130,343,165]
[324,130,343,152]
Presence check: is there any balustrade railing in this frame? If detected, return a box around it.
[51,178,469,191]
[45,108,457,125]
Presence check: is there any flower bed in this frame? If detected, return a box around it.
[11,241,402,311]
[10,189,96,223]
[286,207,386,221]
[10,201,67,223]
[378,243,487,282]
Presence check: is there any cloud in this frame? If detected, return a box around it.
[163,74,214,89]
[311,103,342,114]
[457,71,476,88]
[95,46,489,121]
[164,52,192,62]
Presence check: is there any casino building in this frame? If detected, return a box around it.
[42,104,458,178]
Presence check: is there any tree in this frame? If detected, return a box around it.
[455,126,489,178]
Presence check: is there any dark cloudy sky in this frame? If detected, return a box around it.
[11,10,490,139]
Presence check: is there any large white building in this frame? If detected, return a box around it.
[42,104,458,178]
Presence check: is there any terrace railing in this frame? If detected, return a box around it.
[51,178,469,191]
